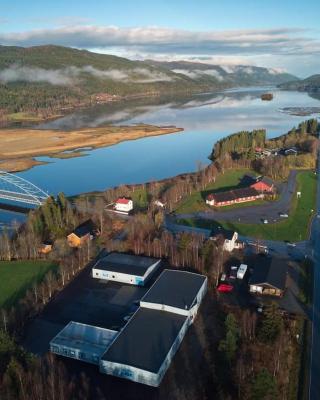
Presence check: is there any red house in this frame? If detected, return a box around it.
[250,177,274,193]
[206,187,263,207]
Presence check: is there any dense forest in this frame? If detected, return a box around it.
[210,129,266,160]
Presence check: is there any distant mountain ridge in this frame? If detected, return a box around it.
[279,74,320,92]
[145,60,298,86]
[0,45,298,119]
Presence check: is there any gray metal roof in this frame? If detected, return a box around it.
[101,308,187,372]
[141,269,206,310]
[93,252,160,276]
[50,321,117,357]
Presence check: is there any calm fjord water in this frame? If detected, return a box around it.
[1,87,320,228]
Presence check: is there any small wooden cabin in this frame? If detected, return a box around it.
[67,219,97,248]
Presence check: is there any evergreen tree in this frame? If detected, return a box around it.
[219,313,239,362]
[258,302,283,343]
[250,368,278,400]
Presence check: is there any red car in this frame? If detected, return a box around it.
[217,284,234,293]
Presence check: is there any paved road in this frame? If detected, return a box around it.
[178,170,298,224]
[309,157,320,400]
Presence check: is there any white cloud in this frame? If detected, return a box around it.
[0,25,319,75]
[172,68,224,81]
[0,64,174,85]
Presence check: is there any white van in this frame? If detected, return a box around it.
[237,264,248,279]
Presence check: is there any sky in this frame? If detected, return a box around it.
[1,0,320,77]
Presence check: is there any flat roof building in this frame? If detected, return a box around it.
[92,252,161,286]
[50,266,207,387]
[140,269,207,318]
[100,308,189,387]
[50,321,117,365]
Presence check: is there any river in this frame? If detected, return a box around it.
[1,87,320,229]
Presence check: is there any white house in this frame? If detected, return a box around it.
[92,252,161,286]
[114,198,133,213]
[154,200,166,208]
[210,228,243,252]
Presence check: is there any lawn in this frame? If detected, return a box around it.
[175,168,260,214]
[0,260,58,309]
[177,170,317,242]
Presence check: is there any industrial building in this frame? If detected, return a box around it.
[100,308,189,386]
[100,270,207,386]
[92,252,161,286]
[50,268,207,387]
[140,269,207,318]
[50,321,117,365]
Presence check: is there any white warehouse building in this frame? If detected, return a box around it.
[92,252,161,286]
[100,269,207,386]
[50,269,207,388]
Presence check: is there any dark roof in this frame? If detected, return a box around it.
[101,308,187,372]
[207,187,260,203]
[242,174,258,186]
[93,252,160,276]
[210,226,235,240]
[141,269,206,310]
[259,176,274,187]
[73,219,96,238]
[249,258,287,290]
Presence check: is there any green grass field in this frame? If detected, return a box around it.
[177,170,317,242]
[0,260,58,309]
[175,168,261,214]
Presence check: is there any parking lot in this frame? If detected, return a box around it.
[23,264,160,355]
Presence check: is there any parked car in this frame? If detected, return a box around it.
[287,242,296,247]
[220,273,227,282]
[237,264,248,279]
[263,219,269,224]
[217,284,234,293]
[279,213,289,218]
[229,269,238,279]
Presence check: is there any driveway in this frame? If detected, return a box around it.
[177,170,298,224]
[309,155,320,400]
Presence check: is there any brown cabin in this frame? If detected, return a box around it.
[67,219,97,248]
[39,241,53,255]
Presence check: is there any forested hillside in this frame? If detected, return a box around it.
[0,45,298,120]
[279,74,320,92]
[147,60,298,86]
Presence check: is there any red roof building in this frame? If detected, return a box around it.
[116,198,130,205]
[250,177,274,193]
[206,187,263,207]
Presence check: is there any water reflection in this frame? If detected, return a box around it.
[1,88,319,214]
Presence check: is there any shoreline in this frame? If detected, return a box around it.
[0,124,183,173]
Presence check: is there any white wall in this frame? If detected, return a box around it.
[115,200,133,212]
[92,268,144,285]
[50,344,101,365]
[140,277,208,320]
[92,259,160,286]
[250,285,263,293]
